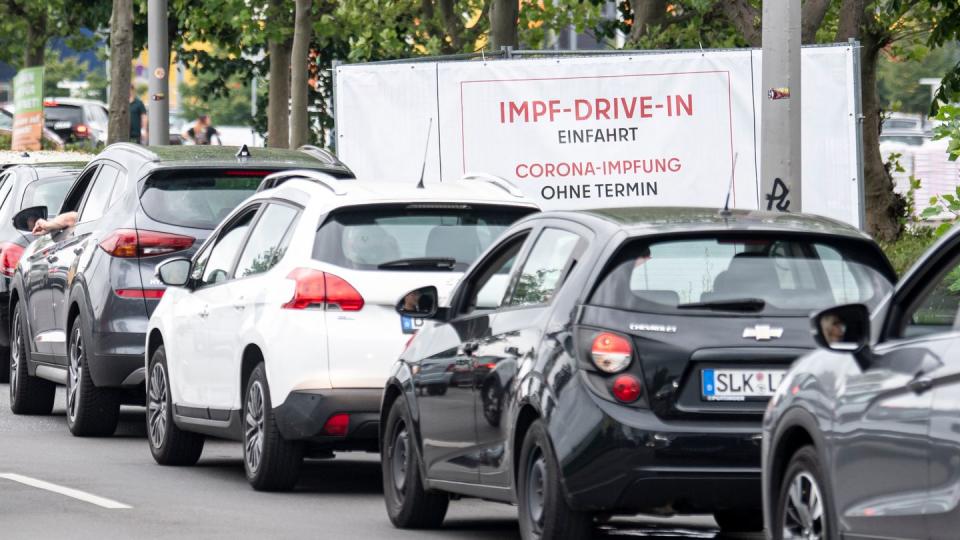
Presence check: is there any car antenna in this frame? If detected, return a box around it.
[236,144,250,160]
[720,153,738,217]
[416,118,433,189]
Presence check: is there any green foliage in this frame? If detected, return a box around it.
[179,71,252,126]
[42,49,107,100]
[519,0,605,50]
[879,42,960,114]
[879,227,938,276]
[0,1,110,68]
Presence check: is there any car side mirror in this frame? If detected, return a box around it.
[156,257,192,288]
[12,205,47,233]
[812,303,872,370]
[396,286,440,319]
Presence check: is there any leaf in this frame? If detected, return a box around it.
[922,206,943,218]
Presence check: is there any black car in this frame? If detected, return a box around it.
[381,207,897,538]
[762,226,960,540]
[42,98,110,146]
[0,162,83,382]
[7,144,354,438]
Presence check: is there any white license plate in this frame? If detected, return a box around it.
[701,368,786,401]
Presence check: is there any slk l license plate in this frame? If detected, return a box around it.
[701,368,786,402]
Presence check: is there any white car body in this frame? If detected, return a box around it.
[147,173,537,443]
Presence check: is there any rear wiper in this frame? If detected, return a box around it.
[377,257,457,270]
[676,298,766,312]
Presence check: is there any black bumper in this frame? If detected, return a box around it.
[274,389,382,447]
[557,387,763,514]
[88,352,145,388]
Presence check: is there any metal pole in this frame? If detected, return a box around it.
[147,0,169,145]
[760,0,801,212]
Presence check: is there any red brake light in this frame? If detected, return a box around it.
[0,242,24,277]
[282,268,365,311]
[73,124,90,137]
[114,288,165,299]
[591,332,633,373]
[322,413,349,436]
[99,229,194,258]
[611,374,642,403]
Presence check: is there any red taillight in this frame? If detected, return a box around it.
[282,268,364,311]
[73,124,90,137]
[611,374,642,403]
[99,229,194,258]
[114,288,165,299]
[0,242,24,277]
[322,413,349,436]
[591,332,633,373]
[403,333,417,352]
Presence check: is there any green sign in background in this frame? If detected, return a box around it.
[13,66,43,114]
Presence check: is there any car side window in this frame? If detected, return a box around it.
[234,204,299,278]
[199,207,258,287]
[461,233,529,315]
[107,170,130,207]
[900,254,960,338]
[78,165,120,223]
[506,228,582,307]
[60,165,99,213]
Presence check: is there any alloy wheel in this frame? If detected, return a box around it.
[66,326,83,423]
[390,422,409,499]
[147,363,168,450]
[782,471,825,540]
[525,448,547,534]
[9,310,20,400]
[244,380,265,474]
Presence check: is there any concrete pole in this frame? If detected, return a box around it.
[760,0,801,212]
[147,0,169,145]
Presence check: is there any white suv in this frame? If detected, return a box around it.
[144,170,538,490]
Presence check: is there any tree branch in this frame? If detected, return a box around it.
[801,0,830,43]
[718,0,760,47]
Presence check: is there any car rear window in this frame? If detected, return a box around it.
[44,105,83,126]
[313,204,535,271]
[21,176,73,212]
[139,170,263,229]
[589,235,895,315]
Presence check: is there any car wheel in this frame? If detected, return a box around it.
[382,398,449,528]
[713,509,764,533]
[774,445,835,540]
[65,317,120,437]
[147,345,204,466]
[243,362,303,491]
[0,346,9,384]
[9,303,55,415]
[517,419,592,540]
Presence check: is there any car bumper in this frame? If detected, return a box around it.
[87,351,145,388]
[273,389,382,447]
[557,386,763,514]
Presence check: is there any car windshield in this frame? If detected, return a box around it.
[589,236,894,315]
[313,204,535,271]
[21,176,73,211]
[44,105,83,125]
[140,170,263,229]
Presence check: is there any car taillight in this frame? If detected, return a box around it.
[591,332,632,373]
[322,413,349,436]
[403,333,417,352]
[0,242,24,277]
[611,374,642,403]
[73,124,90,137]
[282,268,364,311]
[114,289,165,299]
[99,229,194,258]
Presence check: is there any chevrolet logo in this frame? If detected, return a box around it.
[743,325,783,340]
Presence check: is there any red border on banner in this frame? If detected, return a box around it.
[458,70,736,205]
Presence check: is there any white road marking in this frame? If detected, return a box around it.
[0,473,131,509]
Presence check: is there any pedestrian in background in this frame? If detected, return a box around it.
[129,84,148,144]
[182,114,220,145]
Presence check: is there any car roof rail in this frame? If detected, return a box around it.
[106,142,158,161]
[259,169,349,195]
[298,145,342,165]
[460,172,524,198]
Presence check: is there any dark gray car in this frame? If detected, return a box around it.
[761,227,960,539]
[7,144,354,437]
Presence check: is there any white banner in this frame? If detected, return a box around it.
[336,45,861,226]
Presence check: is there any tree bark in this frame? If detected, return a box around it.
[267,38,291,148]
[289,0,312,149]
[801,0,831,44]
[628,0,668,43]
[107,0,132,145]
[488,0,518,50]
[835,0,864,43]
[24,11,47,68]
[718,0,761,47]
[859,33,899,241]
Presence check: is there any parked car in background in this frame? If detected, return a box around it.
[880,112,929,147]
[168,111,185,145]
[7,144,354,440]
[0,161,84,383]
[42,98,109,147]
[0,106,66,150]
[145,170,537,491]
[383,208,897,539]
[763,225,960,540]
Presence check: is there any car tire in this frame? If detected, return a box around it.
[518,419,592,540]
[147,345,204,466]
[382,398,449,529]
[9,303,55,415]
[0,346,9,384]
[773,445,836,540]
[713,509,764,533]
[243,362,303,491]
[65,317,120,437]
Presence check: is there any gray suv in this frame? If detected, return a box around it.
[7,144,353,437]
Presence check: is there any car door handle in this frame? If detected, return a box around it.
[46,255,58,263]
[73,247,83,255]
[907,376,933,394]
[462,341,479,354]
[504,346,521,356]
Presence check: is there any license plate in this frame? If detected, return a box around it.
[400,315,422,335]
[701,368,786,402]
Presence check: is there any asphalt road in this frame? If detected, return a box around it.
[0,383,759,539]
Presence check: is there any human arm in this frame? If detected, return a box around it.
[32,211,79,235]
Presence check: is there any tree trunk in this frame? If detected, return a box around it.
[835,0,864,43]
[289,0,313,149]
[628,0,668,43]
[489,0,518,51]
[266,0,292,148]
[860,33,899,241]
[801,0,831,44]
[107,0,133,145]
[24,12,47,67]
